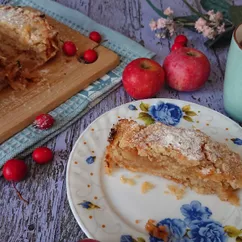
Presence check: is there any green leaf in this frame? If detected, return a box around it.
[145,0,166,18]
[138,112,150,118]
[200,0,231,20]
[229,6,242,28]
[174,15,198,31]
[204,26,234,48]
[138,112,155,125]
[139,102,150,112]
[175,15,199,23]
[182,105,191,112]
[185,111,197,116]
[224,225,242,237]
[236,236,242,242]
[183,115,193,122]
[137,238,146,242]
[183,0,204,18]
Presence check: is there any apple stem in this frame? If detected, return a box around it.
[186,52,196,56]
[12,182,29,205]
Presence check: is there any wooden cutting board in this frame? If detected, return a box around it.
[0,11,120,144]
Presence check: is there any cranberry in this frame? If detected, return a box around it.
[171,42,184,52]
[174,35,188,46]
[3,159,28,182]
[32,147,53,164]
[89,31,102,43]
[83,49,98,63]
[62,41,77,56]
[33,114,55,130]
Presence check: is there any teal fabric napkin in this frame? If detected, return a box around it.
[0,0,155,167]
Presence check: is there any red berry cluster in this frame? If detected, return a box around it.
[3,148,53,181]
[2,113,57,203]
[2,147,53,203]
[171,35,188,51]
[62,31,102,63]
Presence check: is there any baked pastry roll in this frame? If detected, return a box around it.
[0,5,59,90]
[105,119,242,205]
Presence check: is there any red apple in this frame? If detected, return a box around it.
[122,58,165,99]
[163,47,210,92]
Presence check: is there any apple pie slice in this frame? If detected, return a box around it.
[104,119,242,205]
[0,5,59,90]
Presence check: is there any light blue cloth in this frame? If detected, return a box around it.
[0,0,155,167]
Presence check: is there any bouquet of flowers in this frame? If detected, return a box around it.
[147,0,242,48]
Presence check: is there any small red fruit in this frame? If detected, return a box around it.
[174,35,188,46]
[32,147,53,164]
[83,49,98,63]
[33,114,55,130]
[62,41,77,56]
[171,42,184,52]
[3,159,28,182]
[89,31,102,43]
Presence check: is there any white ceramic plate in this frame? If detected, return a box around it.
[66,98,242,242]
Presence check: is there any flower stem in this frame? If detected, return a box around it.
[176,21,195,26]
[12,182,29,204]
[145,0,166,18]
[182,0,208,20]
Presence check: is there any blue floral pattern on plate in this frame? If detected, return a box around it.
[147,201,228,242]
[148,102,183,126]
[157,218,187,241]
[135,101,197,126]
[123,200,236,242]
[188,219,227,242]
[180,200,212,225]
[78,200,100,209]
[231,138,242,145]
[86,156,96,164]
[128,104,138,111]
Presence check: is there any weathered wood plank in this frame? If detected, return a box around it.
[0,0,235,241]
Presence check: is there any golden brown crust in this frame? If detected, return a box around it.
[104,119,242,205]
[0,5,59,90]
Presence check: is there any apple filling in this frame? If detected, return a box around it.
[104,119,242,205]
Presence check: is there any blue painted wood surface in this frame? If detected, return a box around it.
[0,0,241,241]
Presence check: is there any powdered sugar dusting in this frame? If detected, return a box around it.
[132,123,207,160]
[201,167,212,175]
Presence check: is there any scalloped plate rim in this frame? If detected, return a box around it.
[66,98,242,240]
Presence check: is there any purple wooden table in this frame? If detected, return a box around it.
[0,0,241,241]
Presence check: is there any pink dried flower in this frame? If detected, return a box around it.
[157,18,167,29]
[208,10,217,22]
[166,19,175,36]
[155,33,166,38]
[202,26,215,39]
[217,23,225,34]
[215,11,223,21]
[207,10,215,16]
[207,10,223,23]
[164,7,174,16]
[149,19,157,31]
[195,18,207,33]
